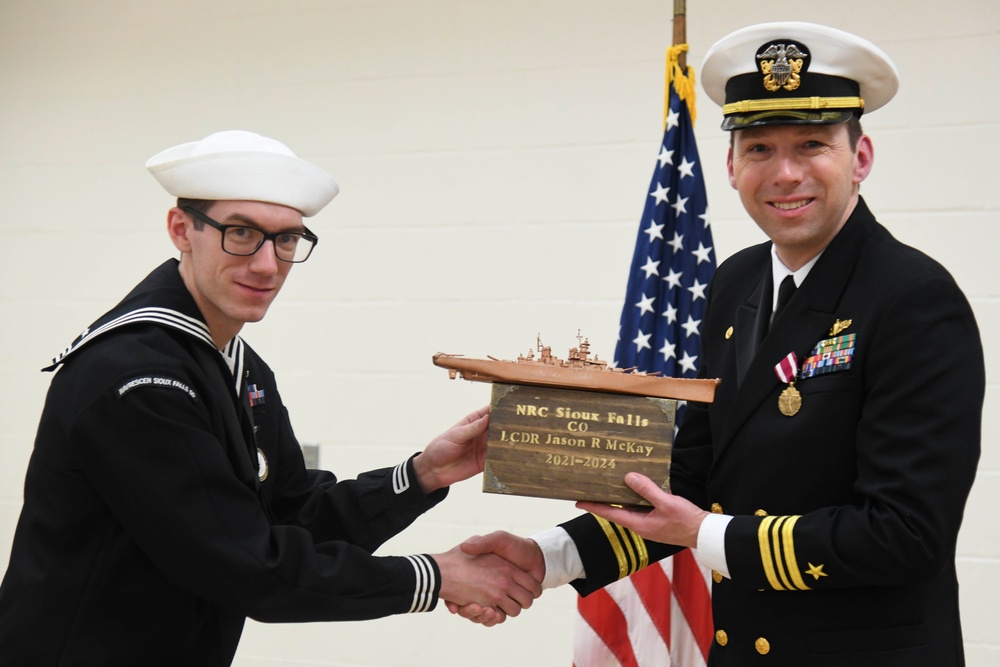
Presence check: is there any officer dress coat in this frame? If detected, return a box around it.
[0,260,445,666]
[561,198,984,666]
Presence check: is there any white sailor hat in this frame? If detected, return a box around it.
[145,130,340,217]
[701,22,899,130]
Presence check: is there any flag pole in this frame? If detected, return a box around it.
[577,5,715,663]
[666,0,695,125]
[673,0,687,69]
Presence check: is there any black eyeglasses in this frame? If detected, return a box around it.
[181,206,319,263]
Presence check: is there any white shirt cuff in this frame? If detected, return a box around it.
[695,512,733,579]
[531,526,585,589]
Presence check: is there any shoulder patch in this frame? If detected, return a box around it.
[117,375,198,401]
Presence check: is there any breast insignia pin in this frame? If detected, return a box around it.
[829,319,852,336]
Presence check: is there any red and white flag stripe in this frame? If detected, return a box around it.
[573,551,713,667]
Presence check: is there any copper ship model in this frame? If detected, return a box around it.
[433,334,719,403]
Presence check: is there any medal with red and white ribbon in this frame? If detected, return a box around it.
[774,352,801,417]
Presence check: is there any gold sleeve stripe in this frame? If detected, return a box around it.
[782,516,811,591]
[612,520,649,573]
[592,515,648,580]
[771,517,796,591]
[758,516,785,590]
[594,515,630,579]
[757,514,810,591]
[633,528,650,571]
[614,522,639,575]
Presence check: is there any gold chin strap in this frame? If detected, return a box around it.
[724,96,864,115]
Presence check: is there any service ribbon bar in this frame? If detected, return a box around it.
[800,333,856,380]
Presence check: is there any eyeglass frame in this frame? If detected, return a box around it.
[180,206,320,263]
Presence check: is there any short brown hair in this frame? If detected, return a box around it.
[176,198,215,230]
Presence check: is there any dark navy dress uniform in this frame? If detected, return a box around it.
[0,259,445,665]
[560,198,984,665]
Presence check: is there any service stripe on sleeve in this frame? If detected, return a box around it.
[405,555,435,613]
[392,462,410,495]
[772,517,796,590]
[593,515,647,580]
[758,516,784,590]
[593,516,629,579]
[633,528,650,571]
[782,516,811,591]
[757,514,810,591]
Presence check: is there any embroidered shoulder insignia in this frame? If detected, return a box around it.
[116,375,197,401]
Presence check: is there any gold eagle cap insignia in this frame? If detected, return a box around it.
[829,319,852,336]
[757,42,808,92]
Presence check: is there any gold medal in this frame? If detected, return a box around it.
[778,383,801,416]
[774,352,802,416]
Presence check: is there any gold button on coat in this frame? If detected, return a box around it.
[711,503,723,514]
[715,630,728,646]
[754,509,768,517]
[712,570,723,583]
[755,637,770,655]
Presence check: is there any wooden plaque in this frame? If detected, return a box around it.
[484,383,675,506]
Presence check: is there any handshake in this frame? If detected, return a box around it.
[432,531,545,627]
[413,406,547,626]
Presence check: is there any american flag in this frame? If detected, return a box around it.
[574,47,715,667]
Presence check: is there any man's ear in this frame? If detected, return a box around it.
[726,146,737,190]
[853,135,874,186]
[166,207,193,253]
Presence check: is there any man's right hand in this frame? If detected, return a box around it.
[432,538,542,626]
[443,531,545,626]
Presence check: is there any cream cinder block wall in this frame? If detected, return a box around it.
[1,1,997,665]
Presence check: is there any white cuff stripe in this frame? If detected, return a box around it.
[392,461,410,495]
[405,555,435,613]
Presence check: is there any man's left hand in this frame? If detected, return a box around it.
[576,472,708,549]
[413,405,490,493]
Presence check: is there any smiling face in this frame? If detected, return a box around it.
[167,200,304,348]
[727,122,873,270]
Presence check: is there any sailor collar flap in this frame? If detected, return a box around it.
[43,260,246,397]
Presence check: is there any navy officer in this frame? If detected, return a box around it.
[455,22,984,666]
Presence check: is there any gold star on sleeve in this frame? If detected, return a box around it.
[805,563,828,581]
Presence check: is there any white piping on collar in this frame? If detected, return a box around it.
[50,307,214,368]
[220,337,246,397]
[49,307,244,397]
